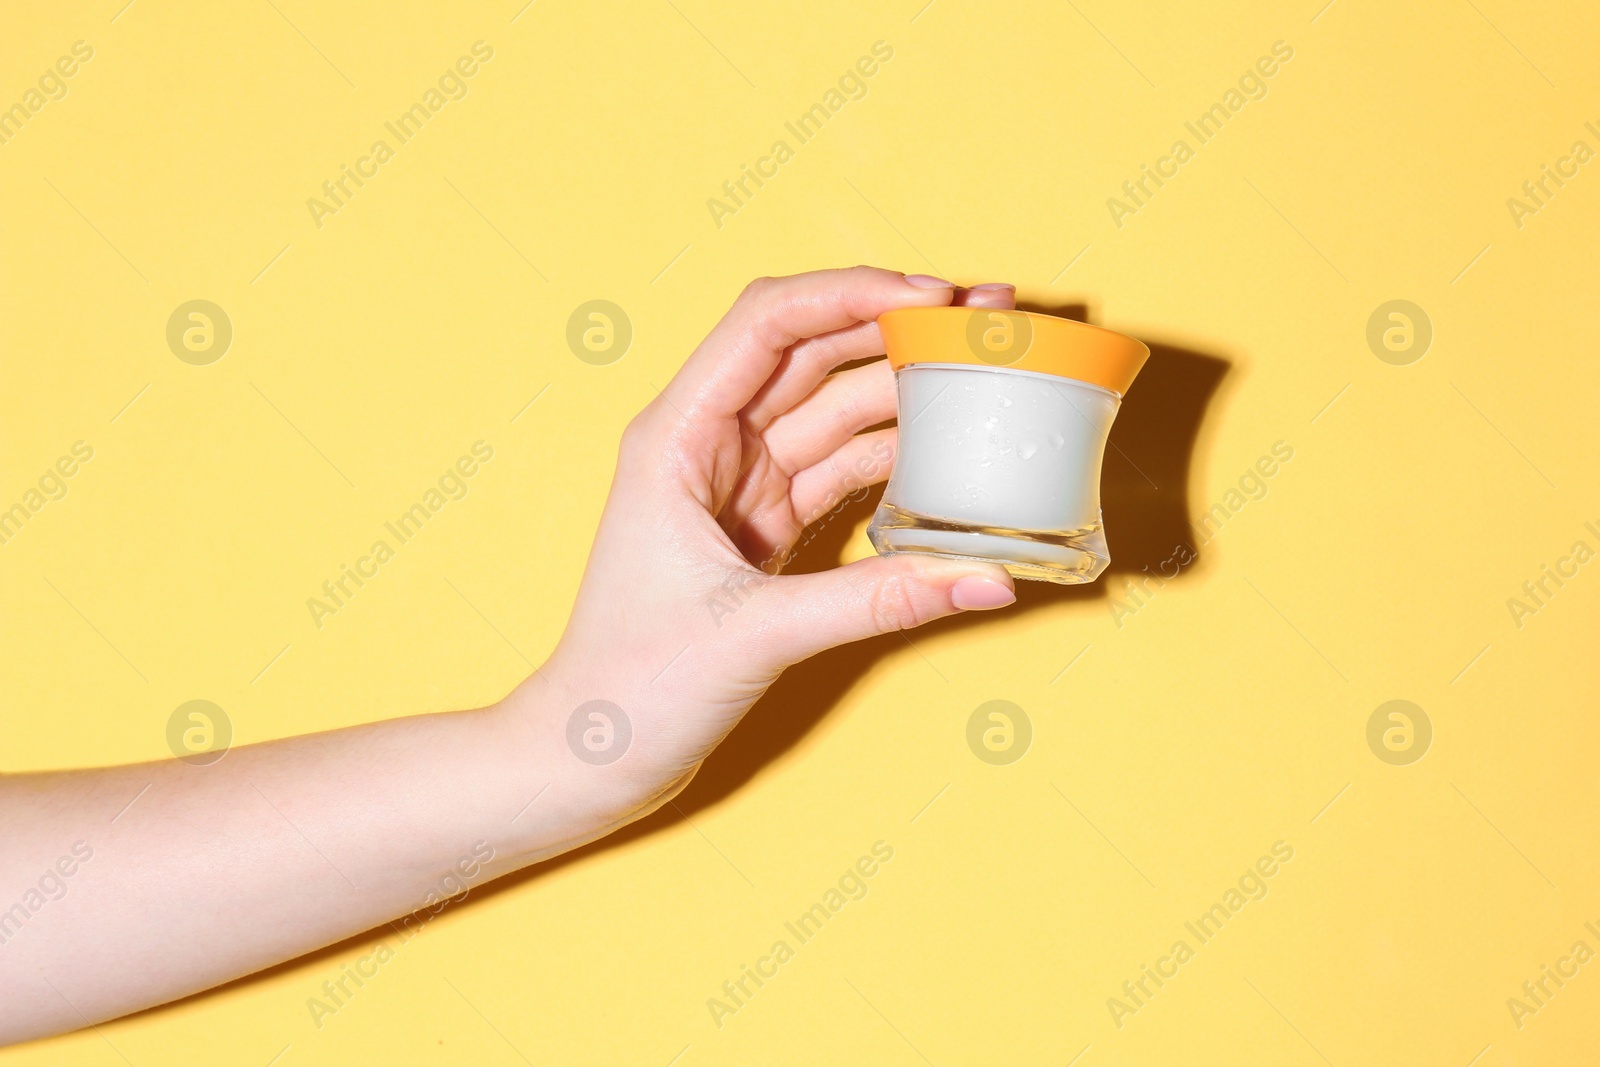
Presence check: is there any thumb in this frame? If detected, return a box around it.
[750,553,1015,667]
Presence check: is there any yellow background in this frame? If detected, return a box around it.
[4,0,1598,1063]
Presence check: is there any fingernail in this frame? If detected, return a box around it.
[904,274,954,289]
[971,283,1015,291]
[951,575,1016,610]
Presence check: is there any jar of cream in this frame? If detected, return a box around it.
[867,306,1148,584]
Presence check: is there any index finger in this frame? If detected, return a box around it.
[742,282,1019,431]
[663,267,955,421]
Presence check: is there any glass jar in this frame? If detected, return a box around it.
[867,306,1148,585]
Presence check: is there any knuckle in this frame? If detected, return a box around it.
[619,407,663,463]
[867,571,928,633]
[738,276,778,305]
[833,388,864,430]
[849,264,895,289]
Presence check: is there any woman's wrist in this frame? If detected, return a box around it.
[484,665,673,868]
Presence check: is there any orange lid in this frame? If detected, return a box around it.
[878,306,1149,395]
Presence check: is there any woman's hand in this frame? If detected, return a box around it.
[531,267,1020,813]
[0,267,1021,1045]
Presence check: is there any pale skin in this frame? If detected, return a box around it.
[0,267,1019,1045]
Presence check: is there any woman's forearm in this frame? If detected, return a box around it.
[0,669,644,1045]
[2,268,1019,1047]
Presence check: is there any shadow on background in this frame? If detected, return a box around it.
[687,301,1233,813]
[127,305,1232,1027]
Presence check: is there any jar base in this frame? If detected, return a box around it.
[866,504,1110,585]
